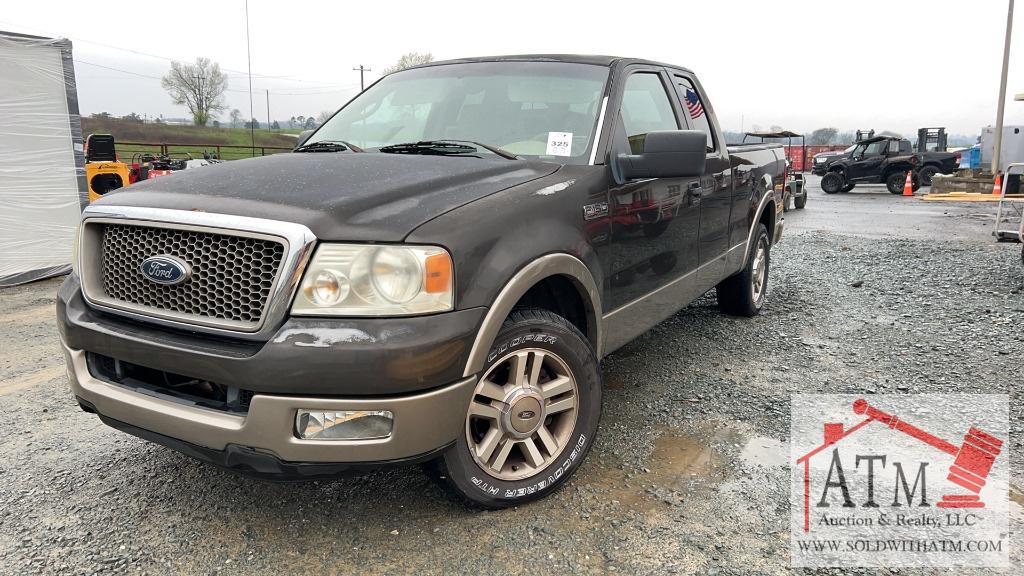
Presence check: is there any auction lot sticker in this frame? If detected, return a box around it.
[790,394,1009,568]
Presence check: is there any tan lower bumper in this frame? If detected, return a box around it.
[62,344,476,463]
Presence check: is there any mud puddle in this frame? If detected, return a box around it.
[583,421,785,511]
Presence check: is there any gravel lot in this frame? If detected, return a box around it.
[1,180,1021,575]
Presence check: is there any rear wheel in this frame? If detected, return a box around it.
[840,182,856,193]
[918,165,939,186]
[821,172,844,194]
[793,193,807,209]
[886,171,921,194]
[439,309,601,508]
[716,223,769,317]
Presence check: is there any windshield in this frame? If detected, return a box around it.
[308,61,609,163]
[843,144,856,153]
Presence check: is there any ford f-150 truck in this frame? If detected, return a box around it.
[57,55,784,508]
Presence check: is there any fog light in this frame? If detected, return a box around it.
[295,410,393,440]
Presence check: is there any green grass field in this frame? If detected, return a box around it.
[82,117,298,161]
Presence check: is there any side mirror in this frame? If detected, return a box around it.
[294,129,315,149]
[615,130,706,180]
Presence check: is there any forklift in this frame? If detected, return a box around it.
[84,134,130,202]
[916,127,948,153]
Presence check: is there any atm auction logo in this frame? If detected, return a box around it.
[789,394,1009,568]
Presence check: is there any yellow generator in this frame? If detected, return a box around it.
[85,134,130,202]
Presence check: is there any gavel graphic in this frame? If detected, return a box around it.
[852,399,1003,508]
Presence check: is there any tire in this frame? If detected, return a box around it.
[794,192,807,209]
[820,172,844,194]
[439,308,602,508]
[783,191,792,212]
[886,171,921,194]
[840,183,856,193]
[716,223,769,317]
[918,165,938,186]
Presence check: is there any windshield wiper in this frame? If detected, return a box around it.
[378,140,518,160]
[294,140,363,153]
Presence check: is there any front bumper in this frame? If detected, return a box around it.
[62,341,476,467]
[57,275,485,396]
[56,273,485,470]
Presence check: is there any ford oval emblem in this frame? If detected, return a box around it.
[140,255,191,286]
[518,410,537,420]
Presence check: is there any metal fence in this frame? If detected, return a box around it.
[116,142,293,162]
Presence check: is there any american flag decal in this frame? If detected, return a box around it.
[685,88,705,119]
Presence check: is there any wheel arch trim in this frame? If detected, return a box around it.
[742,192,776,267]
[462,253,602,377]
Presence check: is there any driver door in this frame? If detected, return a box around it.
[847,141,886,180]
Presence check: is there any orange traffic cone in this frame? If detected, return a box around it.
[992,173,1002,196]
[902,171,914,197]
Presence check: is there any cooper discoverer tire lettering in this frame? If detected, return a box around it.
[438,308,601,508]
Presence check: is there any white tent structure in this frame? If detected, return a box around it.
[0,31,86,286]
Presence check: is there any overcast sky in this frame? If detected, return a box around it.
[2,0,1022,136]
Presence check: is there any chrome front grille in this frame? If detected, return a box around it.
[78,207,317,339]
[99,223,285,326]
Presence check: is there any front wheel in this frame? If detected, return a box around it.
[716,223,769,317]
[439,308,601,508]
[821,172,844,194]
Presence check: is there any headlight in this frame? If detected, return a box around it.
[291,244,453,316]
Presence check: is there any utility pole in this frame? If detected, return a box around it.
[992,0,1014,175]
[353,65,370,91]
[244,0,255,155]
[266,89,271,130]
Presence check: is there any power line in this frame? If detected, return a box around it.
[0,18,350,88]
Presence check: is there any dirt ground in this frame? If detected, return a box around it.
[1,179,1021,575]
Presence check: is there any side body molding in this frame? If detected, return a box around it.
[462,253,602,377]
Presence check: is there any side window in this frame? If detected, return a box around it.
[620,73,679,154]
[674,77,715,152]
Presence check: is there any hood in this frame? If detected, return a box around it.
[814,150,848,161]
[96,153,560,241]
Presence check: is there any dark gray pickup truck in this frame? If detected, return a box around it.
[58,55,784,507]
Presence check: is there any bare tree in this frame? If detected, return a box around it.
[316,110,334,125]
[229,109,242,128]
[809,127,839,145]
[382,52,433,75]
[161,58,228,126]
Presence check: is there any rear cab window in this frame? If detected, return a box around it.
[673,76,716,153]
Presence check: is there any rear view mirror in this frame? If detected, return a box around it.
[615,130,705,180]
[294,129,315,149]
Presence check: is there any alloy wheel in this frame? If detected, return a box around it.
[466,348,579,481]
